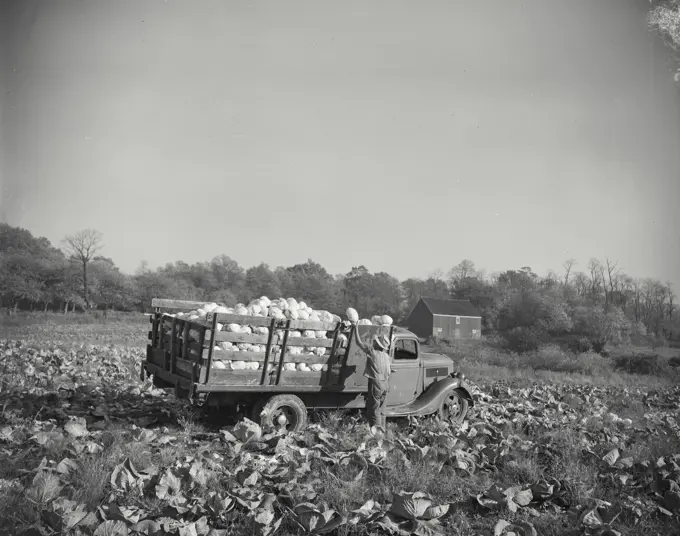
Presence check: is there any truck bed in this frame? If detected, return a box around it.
[145,298,394,394]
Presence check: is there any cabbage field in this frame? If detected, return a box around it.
[1,319,680,536]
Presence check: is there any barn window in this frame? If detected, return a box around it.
[393,339,418,360]
[456,316,461,325]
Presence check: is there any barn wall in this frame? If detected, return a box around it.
[432,315,482,340]
[406,300,433,338]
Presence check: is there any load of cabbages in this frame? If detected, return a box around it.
[162,296,393,373]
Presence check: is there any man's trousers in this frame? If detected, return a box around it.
[366,378,388,430]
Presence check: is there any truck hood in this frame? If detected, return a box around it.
[420,351,454,373]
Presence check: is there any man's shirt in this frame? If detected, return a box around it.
[363,348,392,384]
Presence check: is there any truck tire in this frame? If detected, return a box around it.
[256,394,308,433]
[438,389,469,425]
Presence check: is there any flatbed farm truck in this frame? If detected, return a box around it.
[142,298,474,432]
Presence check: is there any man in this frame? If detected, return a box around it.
[353,323,394,432]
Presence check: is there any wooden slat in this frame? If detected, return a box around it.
[211,351,330,365]
[187,341,204,356]
[213,332,272,344]
[182,322,190,361]
[279,371,326,386]
[169,317,177,374]
[288,319,339,331]
[204,313,341,332]
[261,318,277,385]
[204,311,219,385]
[174,358,195,378]
[276,321,291,385]
[208,369,267,386]
[284,337,334,348]
[159,315,166,351]
[152,298,211,310]
[206,313,273,327]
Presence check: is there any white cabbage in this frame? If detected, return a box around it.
[381,315,393,326]
[346,308,359,323]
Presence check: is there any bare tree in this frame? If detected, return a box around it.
[562,258,576,287]
[666,281,675,322]
[598,258,619,310]
[587,258,603,302]
[62,229,103,309]
[573,272,589,298]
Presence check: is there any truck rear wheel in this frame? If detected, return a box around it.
[439,390,469,425]
[256,394,308,433]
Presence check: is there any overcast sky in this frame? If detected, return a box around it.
[1,0,679,286]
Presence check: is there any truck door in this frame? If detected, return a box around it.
[385,338,422,406]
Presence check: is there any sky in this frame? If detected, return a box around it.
[1,0,680,287]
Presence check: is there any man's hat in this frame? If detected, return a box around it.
[373,333,391,350]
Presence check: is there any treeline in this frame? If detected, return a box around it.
[1,224,678,349]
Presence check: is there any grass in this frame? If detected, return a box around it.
[1,317,680,535]
[428,338,680,390]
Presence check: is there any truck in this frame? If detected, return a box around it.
[141,298,474,432]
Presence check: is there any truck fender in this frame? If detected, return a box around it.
[451,385,475,409]
[385,376,467,418]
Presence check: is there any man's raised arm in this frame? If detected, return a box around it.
[353,324,369,353]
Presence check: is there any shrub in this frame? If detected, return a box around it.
[501,327,544,354]
[567,336,593,354]
[611,352,679,379]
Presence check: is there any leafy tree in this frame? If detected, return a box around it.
[244,263,282,302]
[649,0,680,82]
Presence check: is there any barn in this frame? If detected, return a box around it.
[405,297,482,340]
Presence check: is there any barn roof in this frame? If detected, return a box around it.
[420,297,481,317]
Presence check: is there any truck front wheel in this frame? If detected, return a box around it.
[439,390,469,425]
[256,394,308,433]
